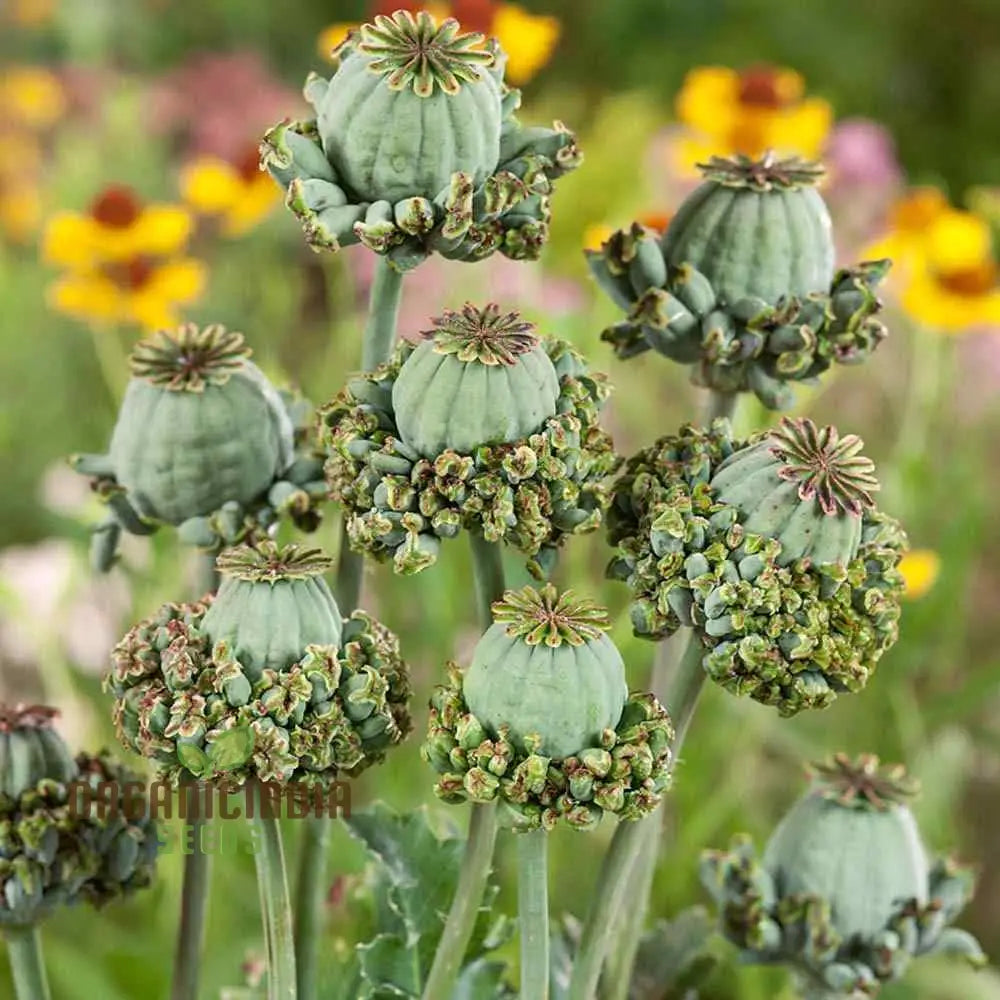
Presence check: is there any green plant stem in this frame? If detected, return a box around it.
[469,530,506,629]
[5,925,51,1000]
[334,256,403,612]
[518,829,550,1000]
[171,813,211,1000]
[568,632,706,1000]
[296,257,405,999]
[420,802,499,1000]
[704,388,738,423]
[420,533,506,1000]
[251,783,297,1000]
[194,549,219,596]
[292,816,331,1000]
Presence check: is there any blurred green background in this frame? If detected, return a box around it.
[2,0,1000,997]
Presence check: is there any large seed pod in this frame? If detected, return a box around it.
[763,756,927,939]
[463,585,628,758]
[661,153,834,305]
[201,543,343,679]
[710,417,878,566]
[315,11,502,203]
[107,324,294,523]
[391,303,560,459]
[0,705,76,799]
[701,755,986,997]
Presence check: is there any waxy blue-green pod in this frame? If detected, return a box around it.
[709,417,878,566]
[106,324,294,524]
[200,543,343,680]
[701,754,987,997]
[661,153,834,306]
[463,585,627,758]
[391,303,560,458]
[314,11,502,204]
[0,705,77,799]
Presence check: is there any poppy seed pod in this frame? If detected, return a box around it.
[607,417,906,715]
[321,304,618,576]
[262,10,581,271]
[0,706,158,929]
[701,754,986,997]
[423,585,673,832]
[586,154,890,408]
[106,542,411,786]
[71,324,327,571]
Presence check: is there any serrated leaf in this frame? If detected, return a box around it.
[176,743,210,778]
[629,905,717,1000]
[344,803,510,995]
[208,726,255,771]
[358,934,419,997]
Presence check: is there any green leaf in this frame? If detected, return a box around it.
[630,905,717,1000]
[207,726,255,771]
[176,743,210,778]
[453,959,515,1000]
[344,803,511,998]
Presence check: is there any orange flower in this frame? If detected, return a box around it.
[863,187,951,269]
[43,186,206,330]
[180,146,279,237]
[674,65,832,171]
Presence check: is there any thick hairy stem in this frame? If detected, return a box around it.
[171,811,212,1000]
[420,533,506,1000]
[251,784,297,1000]
[5,925,51,1000]
[420,803,499,1000]
[572,631,706,1000]
[299,257,404,998]
[518,829,550,1000]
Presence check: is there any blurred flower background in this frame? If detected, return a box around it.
[2,1,1000,997]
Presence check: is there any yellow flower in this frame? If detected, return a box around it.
[43,186,194,271]
[318,2,558,83]
[5,0,58,27]
[583,211,673,251]
[48,258,207,331]
[863,187,952,268]
[180,148,279,237]
[0,66,66,130]
[898,549,941,600]
[490,4,559,85]
[674,64,832,170]
[899,211,1000,332]
[0,180,42,243]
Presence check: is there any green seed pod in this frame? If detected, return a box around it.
[607,418,906,714]
[315,11,501,203]
[392,303,560,458]
[106,324,294,524]
[201,543,342,680]
[586,155,889,409]
[463,585,628,758]
[106,544,411,787]
[262,10,580,269]
[321,313,617,575]
[0,707,158,929]
[709,418,877,566]
[662,154,834,305]
[0,705,76,799]
[701,755,986,996]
